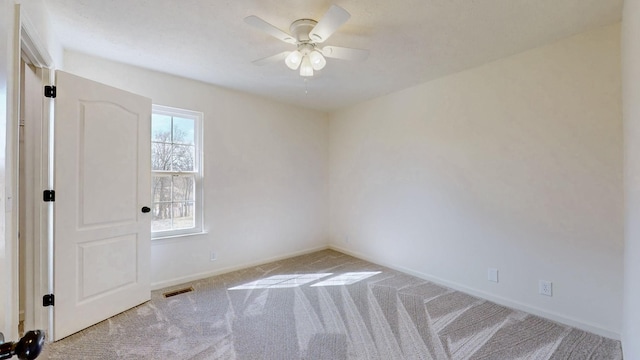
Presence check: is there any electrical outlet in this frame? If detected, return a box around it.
[210,251,217,261]
[488,268,498,283]
[539,280,552,296]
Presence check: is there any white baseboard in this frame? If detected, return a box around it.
[329,244,621,341]
[151,245,330,291]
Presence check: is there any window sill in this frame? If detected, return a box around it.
[152,231,208,242]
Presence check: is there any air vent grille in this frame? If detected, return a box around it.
[163,287,194,298]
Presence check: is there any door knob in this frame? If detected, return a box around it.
[0,330,45,360]
[141,206,151,213]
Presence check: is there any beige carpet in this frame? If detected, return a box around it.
[41,249,622,359]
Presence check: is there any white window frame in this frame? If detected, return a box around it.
[151,104,204,239]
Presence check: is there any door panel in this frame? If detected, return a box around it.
[53,71,151,340]
[79,101,139,227]
[78,235,137,301]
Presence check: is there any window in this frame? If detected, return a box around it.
[151,105,203,238]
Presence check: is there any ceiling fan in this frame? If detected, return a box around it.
[244,4,369,77]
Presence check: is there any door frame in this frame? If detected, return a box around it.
[12,4,54,340]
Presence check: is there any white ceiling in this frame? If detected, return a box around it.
[44,0,623,112]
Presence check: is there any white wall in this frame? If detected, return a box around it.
[63,51,329,289]
[330,24,623,338]
[622,0,640,357]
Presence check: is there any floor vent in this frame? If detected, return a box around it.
[163,287,194,298]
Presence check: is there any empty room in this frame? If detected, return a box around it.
[1,0,640,359]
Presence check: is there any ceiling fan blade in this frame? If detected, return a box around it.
[244,15,297,44]
[252,51,291,66]
[309,5,351,43]
[321,46,369,61]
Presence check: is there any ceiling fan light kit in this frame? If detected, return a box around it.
[285,50,303,70]
[285,44,327,77]
[300,55,314,77]
[245,4,369,78]
[309,50,326,70]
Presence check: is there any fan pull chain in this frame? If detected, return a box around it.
[304,78,309,95]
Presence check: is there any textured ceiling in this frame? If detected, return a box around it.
[44,0,622,112]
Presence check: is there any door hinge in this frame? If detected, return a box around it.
[44,85,56,98]
[43,294,54,307]
[43,190,55,202]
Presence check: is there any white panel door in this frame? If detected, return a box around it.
[53,71,151,340]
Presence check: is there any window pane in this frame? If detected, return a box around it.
[152,143,172,170]
[152,175,172,202]
[172,175,195,201]
[151,203,172,232]
[172,202,194,229]
[172,144,195,171]
[152,114,172,141]
[173,117,195,145]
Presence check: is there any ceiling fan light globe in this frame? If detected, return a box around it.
[300,55,314,76]
[285,50,303,70]
[309,50,326,70]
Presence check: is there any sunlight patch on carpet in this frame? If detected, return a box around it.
[228,273,332,290]
[229,271,382,290]
[311,271,381,287]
